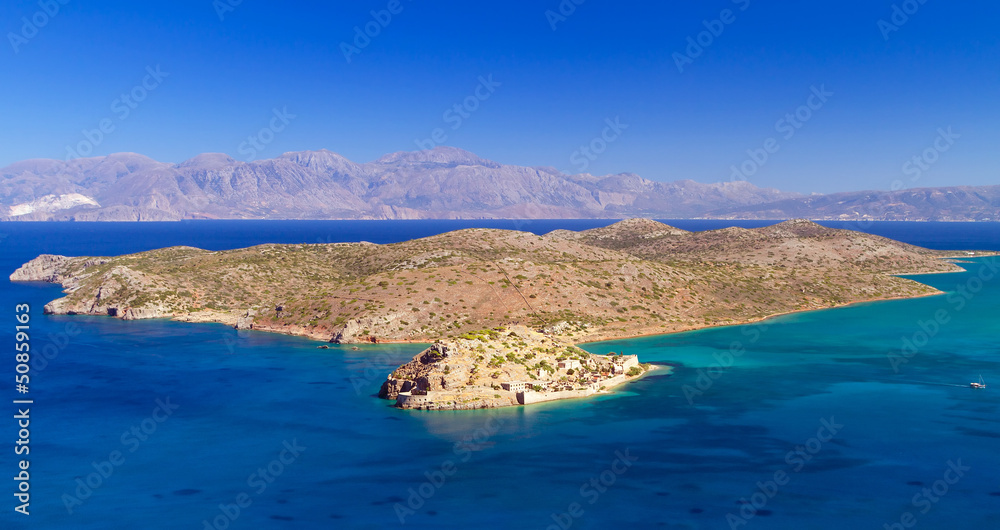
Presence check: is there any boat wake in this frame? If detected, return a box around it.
[893,380,974,388]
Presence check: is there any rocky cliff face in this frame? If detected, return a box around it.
[332,313,408,344]
[378,343,471,398]
[235,309,256,330]
[13,255,173,320]
[377,378,414,400]
[9,255,88,283]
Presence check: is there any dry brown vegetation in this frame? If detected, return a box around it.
[10,219,961,343]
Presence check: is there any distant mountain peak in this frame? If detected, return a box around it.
[277,149,349,162]
[373,146,498,167]
[176,153,236,169]
[274,150,361,174]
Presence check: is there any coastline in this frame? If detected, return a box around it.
[36,271,957,348]
[162,289,946,347]
[575,254,997,346]
[575,289,948,346]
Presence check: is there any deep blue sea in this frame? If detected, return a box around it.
[1,220,999,529]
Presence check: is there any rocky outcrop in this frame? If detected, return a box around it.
[235,309,256,330]
[331,313,406,344]
[378,378,413,400]
[9,255,108,283]
[13,257,178,322]
[121,306,168,320]
[378,343,464,396]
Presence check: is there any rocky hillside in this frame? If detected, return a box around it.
[0,148,796,221]
[560,218,950,273]
[9,220,960,343]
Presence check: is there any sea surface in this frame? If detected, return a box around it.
[1,220,998,529]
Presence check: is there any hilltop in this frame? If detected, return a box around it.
[10,220,962,344]
[562,218,950,273]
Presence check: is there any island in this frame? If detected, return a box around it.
[378,325,657,410]
[10,219,981,408]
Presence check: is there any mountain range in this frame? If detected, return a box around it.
[2,147,997,221]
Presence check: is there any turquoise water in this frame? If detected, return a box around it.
[580,261,1000,528]
[2,222,999,528]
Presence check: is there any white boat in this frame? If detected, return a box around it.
[970,375,986,389]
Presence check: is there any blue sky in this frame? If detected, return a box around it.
[2,0,998,193]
